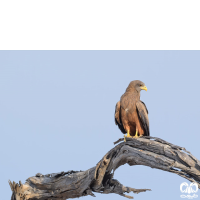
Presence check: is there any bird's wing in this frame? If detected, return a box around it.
[136,101,150,136]
[115,101,126,134]
[140,100,148,114]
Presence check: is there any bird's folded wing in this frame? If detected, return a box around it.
[136,101,150,136]
[115,101,126,133]
[115,101,121,125]
[140,101,148,114]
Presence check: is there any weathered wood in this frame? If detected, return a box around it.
[9,136,200,200]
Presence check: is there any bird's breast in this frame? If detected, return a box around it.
[124,107,135,116]
[121,93,138,114]
[125,108,129,112]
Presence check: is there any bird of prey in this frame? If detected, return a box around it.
[115,80,150,141]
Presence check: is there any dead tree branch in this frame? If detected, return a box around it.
[9,136,200,200]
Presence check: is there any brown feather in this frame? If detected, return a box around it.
[114,80,150,137]
[136,101,150,136]
[115,101,126,134]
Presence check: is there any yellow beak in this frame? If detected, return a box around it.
[140,85,147,91]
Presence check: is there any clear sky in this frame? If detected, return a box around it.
[1,51,200,200]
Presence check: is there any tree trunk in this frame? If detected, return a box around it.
[9,136,200,200]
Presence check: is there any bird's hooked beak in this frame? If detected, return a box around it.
[140,85,147,91]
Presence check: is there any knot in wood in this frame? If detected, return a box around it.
[103,158,108,165]
[35,173,43,177]
[123,150,129,154]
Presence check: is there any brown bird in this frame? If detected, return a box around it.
[115,80,150,141]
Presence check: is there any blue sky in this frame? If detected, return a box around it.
[1,51,200,200]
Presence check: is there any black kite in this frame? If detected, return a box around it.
[115,80,150,141]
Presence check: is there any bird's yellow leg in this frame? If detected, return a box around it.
[124,130,131,142]
[133,130,139,138]
[127,130,131,137]
[135,130,138,138]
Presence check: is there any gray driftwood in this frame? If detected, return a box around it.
[9,136,200,200]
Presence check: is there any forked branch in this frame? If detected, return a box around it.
[9,136,200,200]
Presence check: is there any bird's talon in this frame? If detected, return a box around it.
[124,135,127,142]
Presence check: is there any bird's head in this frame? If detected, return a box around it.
[127,80,147,93]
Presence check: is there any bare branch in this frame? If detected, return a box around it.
[9,136,200,200]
